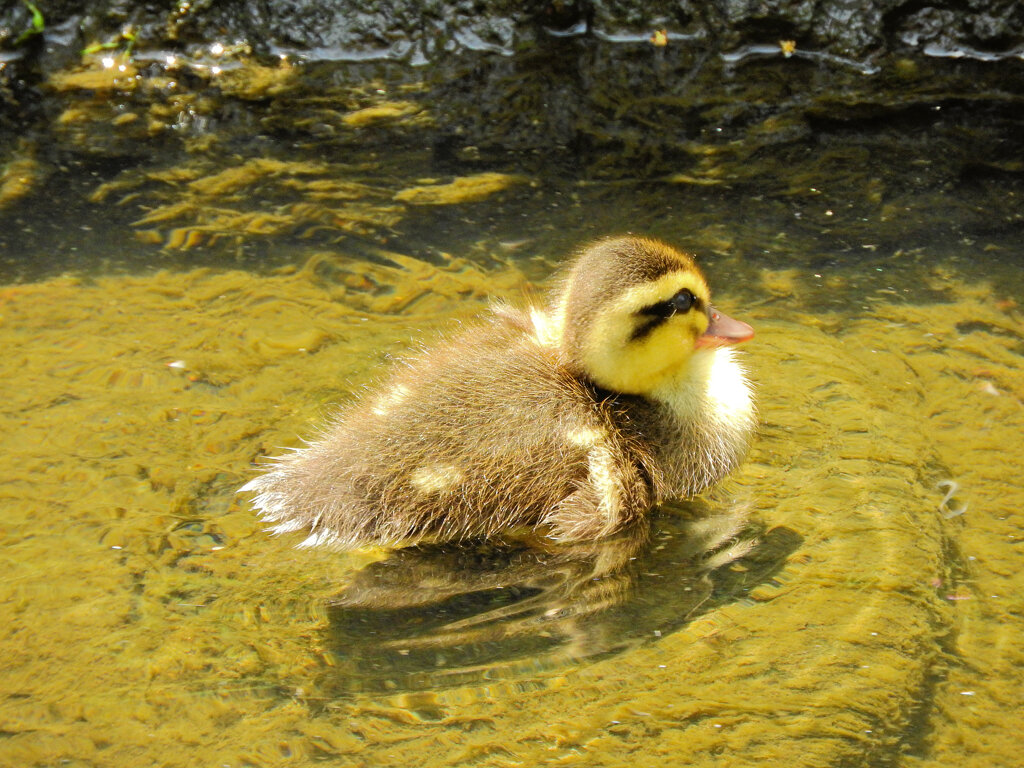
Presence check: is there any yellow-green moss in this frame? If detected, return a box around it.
[0,255,1021,767]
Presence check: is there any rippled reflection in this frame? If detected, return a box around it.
[326,500,802,694]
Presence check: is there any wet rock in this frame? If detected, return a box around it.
[2,0,1024,68]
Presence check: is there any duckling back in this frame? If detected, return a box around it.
[241,309,660,548]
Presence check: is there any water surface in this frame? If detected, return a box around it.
[1,49,1023,768]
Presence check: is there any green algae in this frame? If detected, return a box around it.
[0,248,1022,767]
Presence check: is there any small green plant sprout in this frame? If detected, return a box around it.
[15,0,45,45]
[82,26,137,59]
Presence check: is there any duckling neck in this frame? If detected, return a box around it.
[642,346,756,494]
[651,347,752,421]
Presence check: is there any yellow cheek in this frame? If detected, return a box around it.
[583,317,702,394]
[573,272,712,395]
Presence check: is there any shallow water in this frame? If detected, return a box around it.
[2,53,1024,768]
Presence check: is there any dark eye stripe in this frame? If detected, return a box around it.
[639,301,674,319]
[638,289,698,320]
[629,315,667,342]
[632,289,700,342]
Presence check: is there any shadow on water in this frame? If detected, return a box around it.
[325,501,802,696]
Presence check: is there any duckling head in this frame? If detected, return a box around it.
[547,236,753,399]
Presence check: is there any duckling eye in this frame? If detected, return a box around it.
[640,289,696,319]
[671,289,695,314]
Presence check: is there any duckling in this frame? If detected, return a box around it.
[240,236,756,548]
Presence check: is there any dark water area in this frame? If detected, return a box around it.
[2,43,1022,288]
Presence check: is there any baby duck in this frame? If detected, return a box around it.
[241,236,756,548]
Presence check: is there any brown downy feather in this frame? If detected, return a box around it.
[241,236,755,549]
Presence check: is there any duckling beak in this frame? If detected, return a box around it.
[695,307,754,348]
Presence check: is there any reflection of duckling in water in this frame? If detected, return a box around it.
[240,236,756,548]
[325,507,806,695]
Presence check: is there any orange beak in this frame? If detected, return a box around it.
[695,307,754,349]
